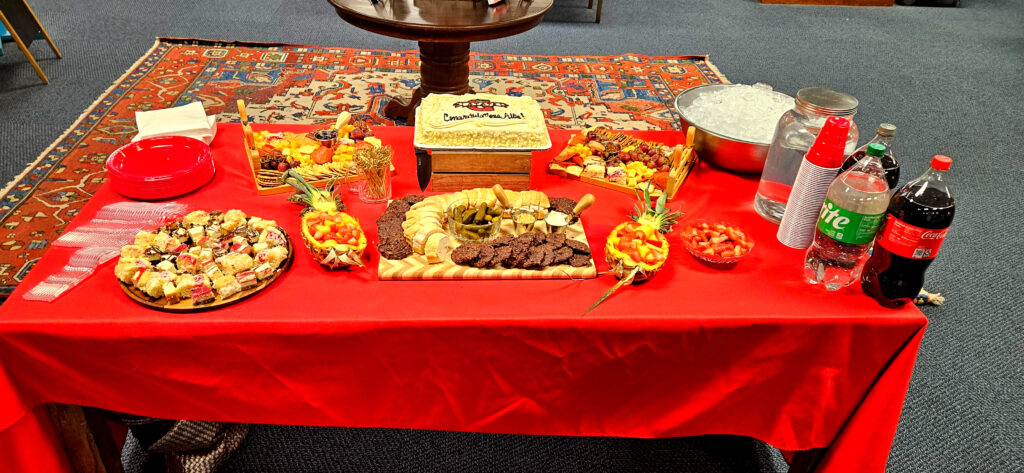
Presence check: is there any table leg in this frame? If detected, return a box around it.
[789,447,827,473]
[383,41,471,125]
[47,404,124,473]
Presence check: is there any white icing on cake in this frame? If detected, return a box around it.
[414,93,549,149]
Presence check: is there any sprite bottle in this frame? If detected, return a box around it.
[804,143,890,290]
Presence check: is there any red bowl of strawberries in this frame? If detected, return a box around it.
[681,219,754,265]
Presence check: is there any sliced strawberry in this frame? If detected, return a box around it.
[712,242,733,254]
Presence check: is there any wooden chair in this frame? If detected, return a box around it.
[0,0,62,84]
[587,0,604,23]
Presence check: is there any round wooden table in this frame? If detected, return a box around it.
[329,0,553,124]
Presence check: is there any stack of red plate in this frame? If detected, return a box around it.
[106,136,216,200]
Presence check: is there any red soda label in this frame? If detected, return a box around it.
[876,218,948,259]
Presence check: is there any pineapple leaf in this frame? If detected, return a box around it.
[643,183,653,213]
[585,267,640,315]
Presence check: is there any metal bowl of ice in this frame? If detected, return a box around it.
[675,83,794,174]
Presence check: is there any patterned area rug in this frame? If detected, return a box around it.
[0,38,727,299]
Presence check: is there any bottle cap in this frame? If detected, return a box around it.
[804,116,850,168]
[877,123,896,137]
[931,155,952,171]
[866,143,886,157]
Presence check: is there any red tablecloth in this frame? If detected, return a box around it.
[0,125,926,472]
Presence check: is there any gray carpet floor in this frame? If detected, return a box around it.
[2,0,1022,471]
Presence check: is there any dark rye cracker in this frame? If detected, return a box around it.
[473,245,496,268]
[493,246,513,267]
[524,247,546,269]
[565,239,591,255]
[378,239,413,260]
[538,244,556,267]
[386,199,411,215]
[569,254,591,267]
[548,197,577,216]
[545,233,566,247]
[551,246,574,265]
[450,243,482,265]
[489,235,514,247]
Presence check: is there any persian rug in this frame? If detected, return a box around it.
[0,38,727,300]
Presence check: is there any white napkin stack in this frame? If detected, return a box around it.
[133,101,218,144]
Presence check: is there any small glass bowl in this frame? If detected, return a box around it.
[447,199,503,243]
[680,219,754,265]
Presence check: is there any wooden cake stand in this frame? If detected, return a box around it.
[328,0,553,124]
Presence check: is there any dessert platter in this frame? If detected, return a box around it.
[115,209,293,312]
[238,100,389,195]
[376,186,598,280]
[548,127,698,201]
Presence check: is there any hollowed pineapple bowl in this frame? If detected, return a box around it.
[300,210,367,269]
[283,170,366,269]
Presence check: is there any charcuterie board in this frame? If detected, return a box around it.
[378,218,596,280]
[376,188,598,281]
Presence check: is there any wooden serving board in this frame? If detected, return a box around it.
[547,128,698,201]
[378,218,597,281]
[118,237,294,313]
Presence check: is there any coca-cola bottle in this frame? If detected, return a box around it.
[841,123,900,190]
[861,155,955,307]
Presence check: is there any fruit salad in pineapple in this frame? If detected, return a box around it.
[589,184,682,312]
[283,170,367,269]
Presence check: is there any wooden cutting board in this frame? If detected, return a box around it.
[378,218,597,280]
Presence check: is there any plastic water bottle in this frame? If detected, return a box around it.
[804,143,891,289]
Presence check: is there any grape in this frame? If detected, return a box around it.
[640,143,650,153]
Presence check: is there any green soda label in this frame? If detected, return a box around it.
[816,199,884,245]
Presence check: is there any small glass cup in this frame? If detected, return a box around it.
[511,209,539,235]
[357,165,391,204]
[544,211,572,234]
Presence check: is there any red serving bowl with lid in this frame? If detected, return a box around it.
[105,136,215,200]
